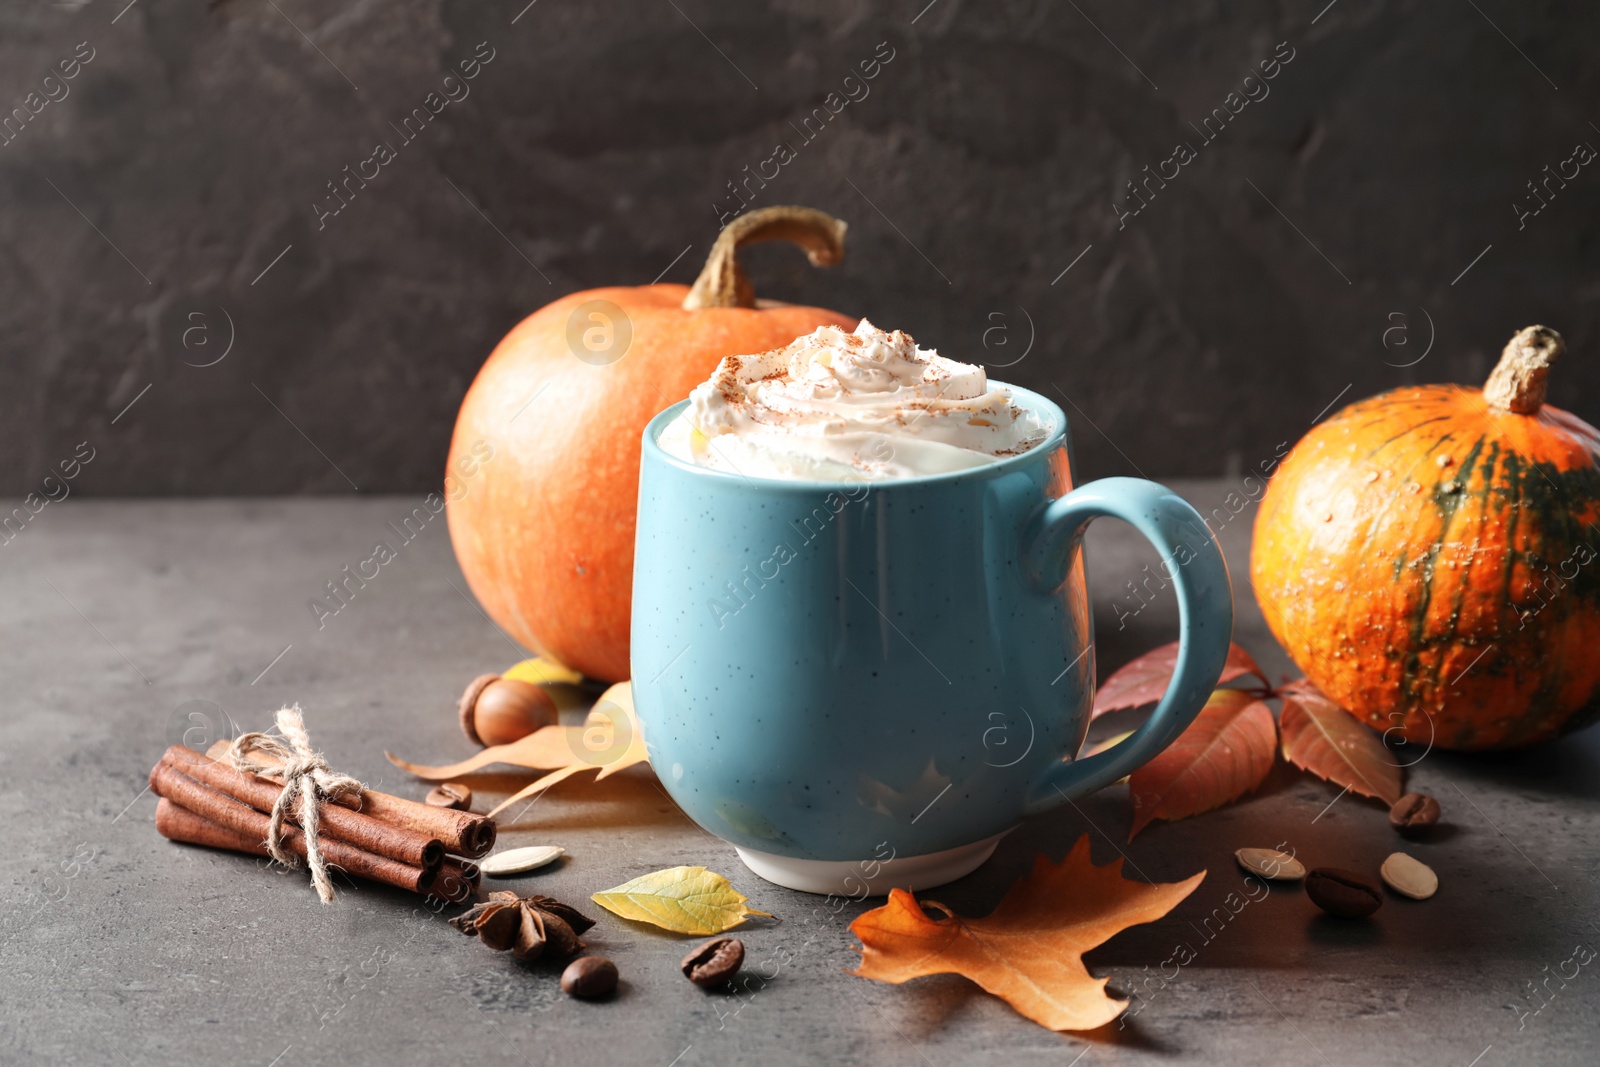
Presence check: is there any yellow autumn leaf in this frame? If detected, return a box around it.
[502,656,585,688]
[591,866,774,935]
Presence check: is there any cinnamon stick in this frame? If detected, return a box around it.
[157,797,274,858]
[352,791,496,858]
[160,798,484,905]
[206,740,496,858]
[424,857,482,904]
[150,763,436,894]
[161,746,443,869]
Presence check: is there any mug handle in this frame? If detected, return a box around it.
[1021,477,1233,815]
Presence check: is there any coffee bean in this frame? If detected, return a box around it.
[1305,867,1383,918]
[425,783,472,810]
[1380,852,1438,900]
[1388,792,1440,832]
[561,956,618,998]
[1234,847,1305,881]
[681,937,745,988]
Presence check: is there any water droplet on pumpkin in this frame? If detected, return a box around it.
[1365,470,1379,483]
[1437,454,1453,467]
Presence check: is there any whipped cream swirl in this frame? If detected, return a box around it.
[657,320,1047,481]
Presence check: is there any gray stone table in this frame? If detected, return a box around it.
[3,483,1597,1066]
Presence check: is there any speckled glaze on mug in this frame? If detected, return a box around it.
[631,387,1233,894]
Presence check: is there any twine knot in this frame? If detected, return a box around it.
[228,705,365,904]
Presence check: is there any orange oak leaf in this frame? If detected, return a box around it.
[1092,641,1267,720]
[386,682,650,817]
[849,836,1205,1032]
[1278,679,1401,803]
[1127,688,1277,840]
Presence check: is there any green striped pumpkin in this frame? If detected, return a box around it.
[1252,326,1600,750]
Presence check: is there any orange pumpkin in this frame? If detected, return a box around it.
[1252,326,1600,750]
[446,207,856,682]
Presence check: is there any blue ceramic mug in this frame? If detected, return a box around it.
[631,386,1233,895]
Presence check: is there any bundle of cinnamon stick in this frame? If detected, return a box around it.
[149,742,494,902]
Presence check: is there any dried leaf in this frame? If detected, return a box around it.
[1092,641,1267,720]
[1127,689,1277,839]
[850,836,1204,1031]
[1279,679,1402,803]
[486,765,595,820]
[591,866,773,935]
[390,732,569,780]
[385,682,649,817]
[502,656,585,687]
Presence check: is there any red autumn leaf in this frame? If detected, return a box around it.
[1127,688,1277,840]
[1092,641,1268,720]
[849,836,1204,1031]
[1278,679,1402,804]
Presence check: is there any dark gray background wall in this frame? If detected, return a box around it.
[3,0,1596,494]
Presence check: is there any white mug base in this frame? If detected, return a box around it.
[734,835,1005,896]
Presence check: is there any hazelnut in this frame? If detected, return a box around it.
[458,674,558,746]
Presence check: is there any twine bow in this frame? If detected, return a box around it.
[228,706,365,904]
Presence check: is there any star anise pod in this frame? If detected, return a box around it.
[449,891,596,961]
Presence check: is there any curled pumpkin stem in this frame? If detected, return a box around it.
[683,205,847,310]
[1484,324,1564,414]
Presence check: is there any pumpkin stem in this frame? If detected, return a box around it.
[1483,325,1565,414]
[682,206,847,310]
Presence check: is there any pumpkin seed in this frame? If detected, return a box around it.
[1380,852,1437,900]
[480,845,566,876]
[1234,847,1305,881]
